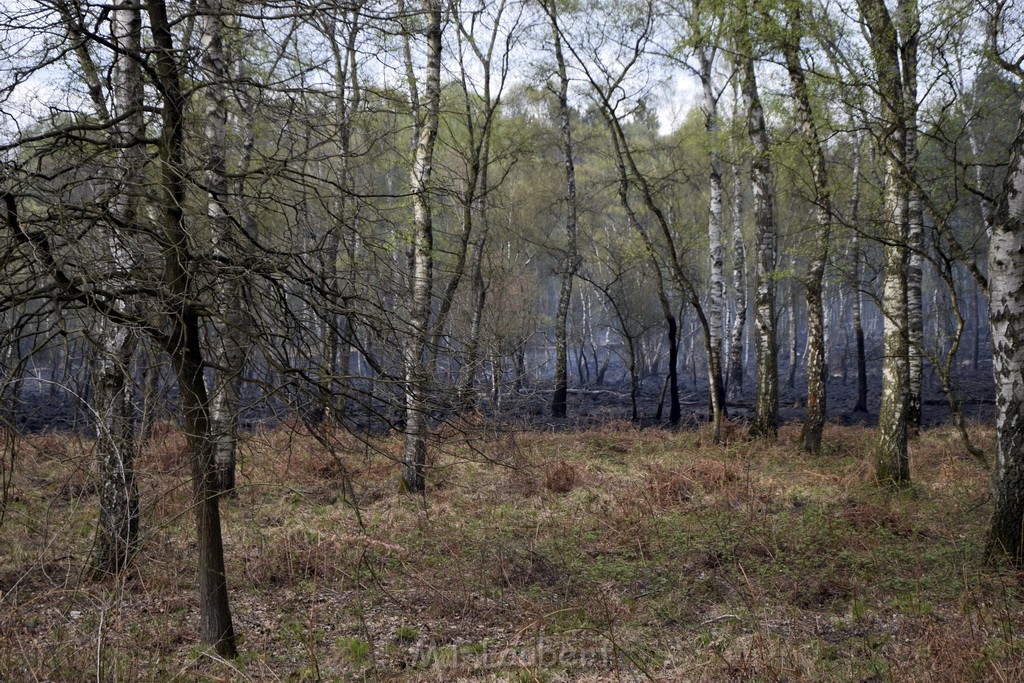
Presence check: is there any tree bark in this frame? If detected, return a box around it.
[698,41,728,432]
[458,232,487,409]
[781,15,832,454]
[787,275,799,390]
[737,13,778,438]
[850,134,869,413]
[548,1,581,420]
[92,0,144,575]
[92,319,139,574]
[901,0,923,433]
[728,151,747,400]
[858,0,911,486]
[401,0,442,494]
[148,0,236,653]
[986,95,1024,564]
[200,0,246,495]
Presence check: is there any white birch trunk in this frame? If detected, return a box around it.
[987,97,1024,563]
[859,0,911,485]
[728,153,747,400]
[901,0,923,431]
[401,0,442,493]
[200,0,246,494]
[93,0,144,574]
[782,19,832,453]
[737,22,778,438]
[699,44,727,428]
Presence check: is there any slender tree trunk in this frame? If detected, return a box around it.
[148,0,236,653]
[602,111,680,424]
[901,0,923,433]
[737,14,778,438]
[628,336,639,421]
[173,310,236,656]
[850,134,869,413]
[200,0,246,494]
[859,0,911,486]
[400,0,442,494]
[92,320,139,574]
[458,233,487,409]
[595,92,711,432]
[322,3,362,425]
[93,0,144,575]
[787,276,799,390]
[548,2,580,419]
[781,18,832,453]
[139,341,162,444]
[986,96,1024,564]
[728,153,747,399]
[698,43,727,432]
[427,0,503,374]
[974,288,982,370]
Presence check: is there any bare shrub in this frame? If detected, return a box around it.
[545,460,578,494]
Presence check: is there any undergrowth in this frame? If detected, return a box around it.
[0,420,1019,681]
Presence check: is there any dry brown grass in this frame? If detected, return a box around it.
[1,420,1021,682]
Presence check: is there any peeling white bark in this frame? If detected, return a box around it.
[858,0,911,485]
[737,20,778,438]
[987,98,1024,562]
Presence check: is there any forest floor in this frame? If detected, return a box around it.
[1,416,1022,681]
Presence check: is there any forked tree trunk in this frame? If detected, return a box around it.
[427,6,502,376]
[602,111,680,424]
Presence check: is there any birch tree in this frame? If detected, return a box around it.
[901,0,924,433]
[543,0,582,420]
[93,0,144,574]
[858,0,911,486]
[779,1,832,454]
[735,0,778,438]
[199,0,247,494]
[693,2,728,428]
[2,0,240,654]
[727,123,747,400]
[48,0,145,576]
[985,2,1024,564]
[400,0,443,493]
